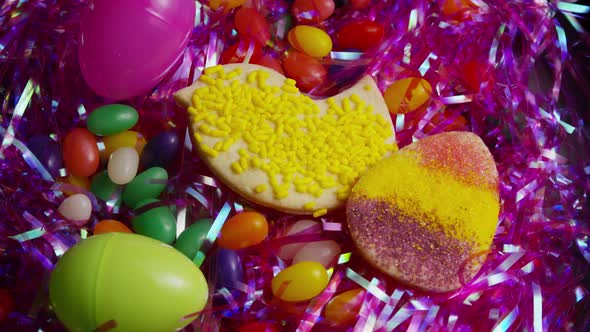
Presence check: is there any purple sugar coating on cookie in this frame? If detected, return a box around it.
[347,197,482,292]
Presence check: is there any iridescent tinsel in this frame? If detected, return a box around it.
[1,0,589,331]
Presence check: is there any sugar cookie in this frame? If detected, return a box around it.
[346,132,499,292]
[175,64,396,214]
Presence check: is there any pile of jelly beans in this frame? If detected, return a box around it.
[223,1,385,93]
[29,104,180,244]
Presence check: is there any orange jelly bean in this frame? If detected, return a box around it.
[94,220,133,235]
[218,211,268,250]
[441,0,476,17]
[324,288,365,325]
[62,128,100,177]
[384,77,432,114]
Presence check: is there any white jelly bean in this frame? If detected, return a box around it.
[58,193,92,225]
[108,147,139,185]
[293,240,340,267]
[278,219,320,260]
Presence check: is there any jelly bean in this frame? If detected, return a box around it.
[351,0,370,9]
[132,199,176,244]
[90,171,120,202]
[324,288,365,325]
[461,60,493,92]
[255,55,284,75]
[107,147,139,185]
[62,128,100,177]
[175,218,212,259]
[100,130,146,160]
[210,248,244,288]
[441,0,475,17]
[336,20,384,51]
[288,25,332,58]
[384,77,432,114]
[291,0,335,24]
[61,174,90,196]
[209,0,245,12]
[271,261,328,302]
[94,219,133,235]
[58,193,92,225]
[0,289,14,322]
[278,220,320,260]
[87,104,138,136]
[293,240,340,267]
[218,211,268,250]
[28,135,62,177]
[235,8,270,46]
[122,167,168,208]
[221,39,263,65]
[139,131,180,169]
[283,51,327,92]
[237,321,277,332]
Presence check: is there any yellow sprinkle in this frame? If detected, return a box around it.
[247,72,258,84]
[204,65,223,76]
[364,85,372,91]
[200,75,216,85]
[231,161,243,174]
[282,85,299,94]
[303,201,316,210]
[313,209,328,217]
[200,144,218,157]
[254,184,267,193]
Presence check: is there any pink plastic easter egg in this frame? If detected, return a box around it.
[79,0,195,100]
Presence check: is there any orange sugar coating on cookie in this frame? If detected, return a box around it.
[351,151,499,249]
[404,132,498,191]
[189,65,396,209]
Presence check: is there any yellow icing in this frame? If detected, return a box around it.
[189,65,395,208]
[352,150,499,249]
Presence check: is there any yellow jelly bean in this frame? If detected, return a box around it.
[271,261,329,302]
[100,130,146,159]
[384,77,432,114]
[288,25,333,58]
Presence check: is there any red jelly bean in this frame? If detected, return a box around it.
[0,289,14,321]
[221,39,263,64]
[283,51,327,92]
[351,0,370,9]
[235,8,270,46]
[336,20,384,51]
[63,128,99,177]
[291,0,335,24]
[237,321,277,332]
[461,60,493,92]
[255,55,284,75]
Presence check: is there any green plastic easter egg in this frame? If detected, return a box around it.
[132,199,176,244]
[174,218,212,259]
[122,167,168,208]
[49,233,208,332]
[90,171,120,202]
[87,104,139,136]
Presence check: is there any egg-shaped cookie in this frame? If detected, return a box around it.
[347,132,499,292]
[174,64,396,214]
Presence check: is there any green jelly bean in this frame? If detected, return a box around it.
[87,104,138,136]
[132,199,176,244]
[122,167,168,208]
[90,171,121,203]
[174,218,212,259]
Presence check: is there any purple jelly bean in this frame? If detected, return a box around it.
[139,131,180,169]
[210,248,244,289]
[28,136,63,176]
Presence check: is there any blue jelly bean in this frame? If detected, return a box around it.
[210,248,244,289]
[28,135,63,177]
[140,131,180,169]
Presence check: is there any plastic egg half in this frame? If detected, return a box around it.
[49,233,208,332]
